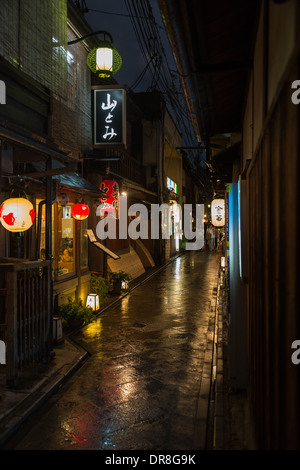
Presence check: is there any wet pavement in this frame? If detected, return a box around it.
[1,251,220,450]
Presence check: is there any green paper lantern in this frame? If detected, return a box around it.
[87,41,122,78]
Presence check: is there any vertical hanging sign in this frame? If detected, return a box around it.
[93,87,126,146]
[99,180,119,214]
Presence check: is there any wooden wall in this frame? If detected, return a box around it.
[247,60,300,449]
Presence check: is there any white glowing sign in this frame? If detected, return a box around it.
[93,88,126,146]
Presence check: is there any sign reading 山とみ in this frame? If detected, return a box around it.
[93,87,126,147]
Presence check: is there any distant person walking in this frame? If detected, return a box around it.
[205,224,214,251]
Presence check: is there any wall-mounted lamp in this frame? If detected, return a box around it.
[68,30,122,78]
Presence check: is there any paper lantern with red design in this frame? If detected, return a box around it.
[99,180,119,212]
[71,203,90,220]
[0,197,35,232]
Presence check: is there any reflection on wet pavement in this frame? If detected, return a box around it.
[8,251,219,450]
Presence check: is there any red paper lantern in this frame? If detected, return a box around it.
[71,203,90,220]
[0,197,35,232]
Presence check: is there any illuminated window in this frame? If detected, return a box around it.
[57,204,75,276]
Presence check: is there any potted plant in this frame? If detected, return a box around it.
[108,271,132,294]
[59,296,96,329]
[90,274,109,308]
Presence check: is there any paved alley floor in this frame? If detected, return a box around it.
[2,251,220,451]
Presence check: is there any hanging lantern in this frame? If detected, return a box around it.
[87,33,122,78]
[59,193,69,206]
[211,199,225,227]
[71,203,90,221]
[99,180,119,213]
[0,197,35,232]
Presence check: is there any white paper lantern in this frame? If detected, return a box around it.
[211,199,225,227]
[0,197,35,232]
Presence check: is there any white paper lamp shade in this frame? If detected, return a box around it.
[96,47,113,72]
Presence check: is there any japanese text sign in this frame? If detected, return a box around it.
[93,88,126,146]
[99,180,119,213]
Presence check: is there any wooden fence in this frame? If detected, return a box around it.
[0,259,51,387]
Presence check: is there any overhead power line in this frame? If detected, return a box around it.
[123,0,204,167]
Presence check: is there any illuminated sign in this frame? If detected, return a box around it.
[167,177,178,194]
[99,180,119,213]
[93,87,126,146]
[211,199,225,227]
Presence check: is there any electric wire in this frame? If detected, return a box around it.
[129,0,200,162]
[88,0,206,170]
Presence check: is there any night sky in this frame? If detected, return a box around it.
[81,0,203,163]
[83,0,176,91]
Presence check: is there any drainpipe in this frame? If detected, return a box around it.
[36,199,46,259]
[36,180,57,260]
[45,157,53,357]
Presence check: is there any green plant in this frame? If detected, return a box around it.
[90,274,109,305]
[59,296,96,326]
[108,270,132,294]
[108,270,132,282]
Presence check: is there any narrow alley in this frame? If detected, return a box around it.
[2,251,220,451]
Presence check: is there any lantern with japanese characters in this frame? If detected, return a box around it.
[99,180,119,214]
[71,203,90,221]
[0,197,35,232]
[211,199,225,227]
